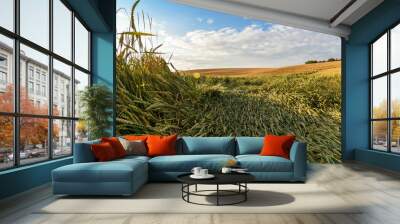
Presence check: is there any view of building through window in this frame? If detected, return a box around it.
[371,24,400,153]
[0,0,90,170]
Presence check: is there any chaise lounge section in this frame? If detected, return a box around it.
[52,140,149,196]
[52,137,307,196]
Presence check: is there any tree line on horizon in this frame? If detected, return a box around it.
[305,58,341,64]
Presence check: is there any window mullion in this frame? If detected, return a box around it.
[13,0,21,167]
[388,30,391,153]
[48,0,54,160]
[71,10,76,155]
[370,44,373,149]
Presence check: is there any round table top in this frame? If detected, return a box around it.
[177,172,255,185]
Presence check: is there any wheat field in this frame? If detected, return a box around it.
[185,61,340,77]
[117,0,342,163]
[117,56,342,163]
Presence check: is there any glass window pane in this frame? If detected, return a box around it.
[75,120,88,143]
[372,76,387,119]
[20,0,49,49]
[53,0,72,60]
[74,69,89,117]
[391,72,400,118]
[53,59,72,117]
[20,117,49,165]
[372,33,387,76]
[372,121,388,151]
[0,116,14,170]
[75,18,89,70]
[391,120,400,153]
[0,0,14,31]
[391,24,400,70]
[53,119,72,157]
[0,35,14,112]
[20,44,49,115]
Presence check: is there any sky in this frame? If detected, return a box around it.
[0,0,89,72]
[117,0,341,70]
[371,31,400,109]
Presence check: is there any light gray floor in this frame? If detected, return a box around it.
[1,163,400,224]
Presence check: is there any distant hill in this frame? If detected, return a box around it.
[183,61,341,77]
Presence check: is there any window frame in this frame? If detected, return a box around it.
[370,21,400,154]
[0,53,8,88]
[0,0,92,171]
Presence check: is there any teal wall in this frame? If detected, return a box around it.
[70,0,116,133]
[91,0,117,135]
[355,149,400,172]
[343,0,400,171]
[92,32,116,135]
[0,158,72,199]
[0,0,116,200]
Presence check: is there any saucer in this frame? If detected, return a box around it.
[190,174,215,179]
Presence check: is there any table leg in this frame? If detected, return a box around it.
[245,183,247,201]
[181,184,183,199]
[217,184,219,206]
[187,184,190,202]
[195,184,198,192]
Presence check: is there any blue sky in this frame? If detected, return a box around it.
[118,0,272,35]
[117,0,341,70]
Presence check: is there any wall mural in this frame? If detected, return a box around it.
[116,0,342,163]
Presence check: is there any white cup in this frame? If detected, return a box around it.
[221,167,232,174]
[191,167,202,176]
[200,169,208,176]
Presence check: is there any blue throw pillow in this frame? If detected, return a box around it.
[180,137,235,155]
[236,137,264,155]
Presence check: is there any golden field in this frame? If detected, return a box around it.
[184,61,341,77]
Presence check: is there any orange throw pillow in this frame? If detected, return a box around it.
[101,137,127,158]
[260,135,296,159]
[146,135,177,157]
[123,135,148,141]
[91,142,117,162]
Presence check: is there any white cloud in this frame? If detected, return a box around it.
[196,18,214,25]
[157,24,341,70]
[117,12,341,70]
[116,9,130,33]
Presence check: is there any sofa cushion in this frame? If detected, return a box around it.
[149,154,235,172]
[116,155,150,163]
[73,140,100,163]
[236,155,293,172]
[123,135,148,141]
[260,135,296,159]
[236,137,264,155]
[119,138,147,156]
[91,142,118,161]
[147,135,177,157]
[101,137,127,158]
[53,159,147,183]
[178,137,235,155]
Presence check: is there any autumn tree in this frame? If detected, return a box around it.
[0,85,59,152]
[0,85,14,151]
[372,99,400,143]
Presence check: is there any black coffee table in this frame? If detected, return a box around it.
[177,173,255,206]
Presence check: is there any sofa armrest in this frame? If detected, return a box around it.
[289,141,307,181]
[73,140,100,163]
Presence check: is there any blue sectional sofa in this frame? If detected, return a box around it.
[52,137,307,196]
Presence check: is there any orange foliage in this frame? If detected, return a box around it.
[0,85,59,149]
[373,99,400,141]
